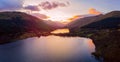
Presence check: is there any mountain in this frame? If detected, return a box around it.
[66,14,98,23]
[66,14,103,30]
[0,12,54,44]
[79,14,97,18]
[43,20,65,29]
[81,11,120,29]
[67,11,120,32]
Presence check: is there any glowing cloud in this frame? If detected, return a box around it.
[89,8,101,15]
[67,15,82,21]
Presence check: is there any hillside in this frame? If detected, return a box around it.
[81,11,120,29]
[0,12,55,44]
[67,11,120,32]
[66,14,103,30]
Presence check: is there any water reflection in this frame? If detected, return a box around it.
[0,35,98,62]
[51,29,69,34]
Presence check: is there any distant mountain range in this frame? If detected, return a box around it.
[43,20,65,29]
[66,11,120,31]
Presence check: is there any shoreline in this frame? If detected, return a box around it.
[0,32,50,45]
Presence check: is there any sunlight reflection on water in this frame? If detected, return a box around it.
[51,28,69,34]
[0,35,99,62]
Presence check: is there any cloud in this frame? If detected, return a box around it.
[67,15,82,21]
[0,0,70,12]
[24,5,40,11]
[24,1,70,11]
[89,8,101,15]
[39,1,70,10]
[0,0,23,10]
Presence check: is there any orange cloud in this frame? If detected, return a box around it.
[89,8,101,15]
[67,15,82,21]
[61,15,83,24]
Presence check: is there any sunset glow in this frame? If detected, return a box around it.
[48,15,70,22]
[42,11,81,22]
[0,0,119,22]
[45,12,72,22]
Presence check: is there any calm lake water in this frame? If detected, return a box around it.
[0,29,99,62]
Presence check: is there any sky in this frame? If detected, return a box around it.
[0,0,120,22]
